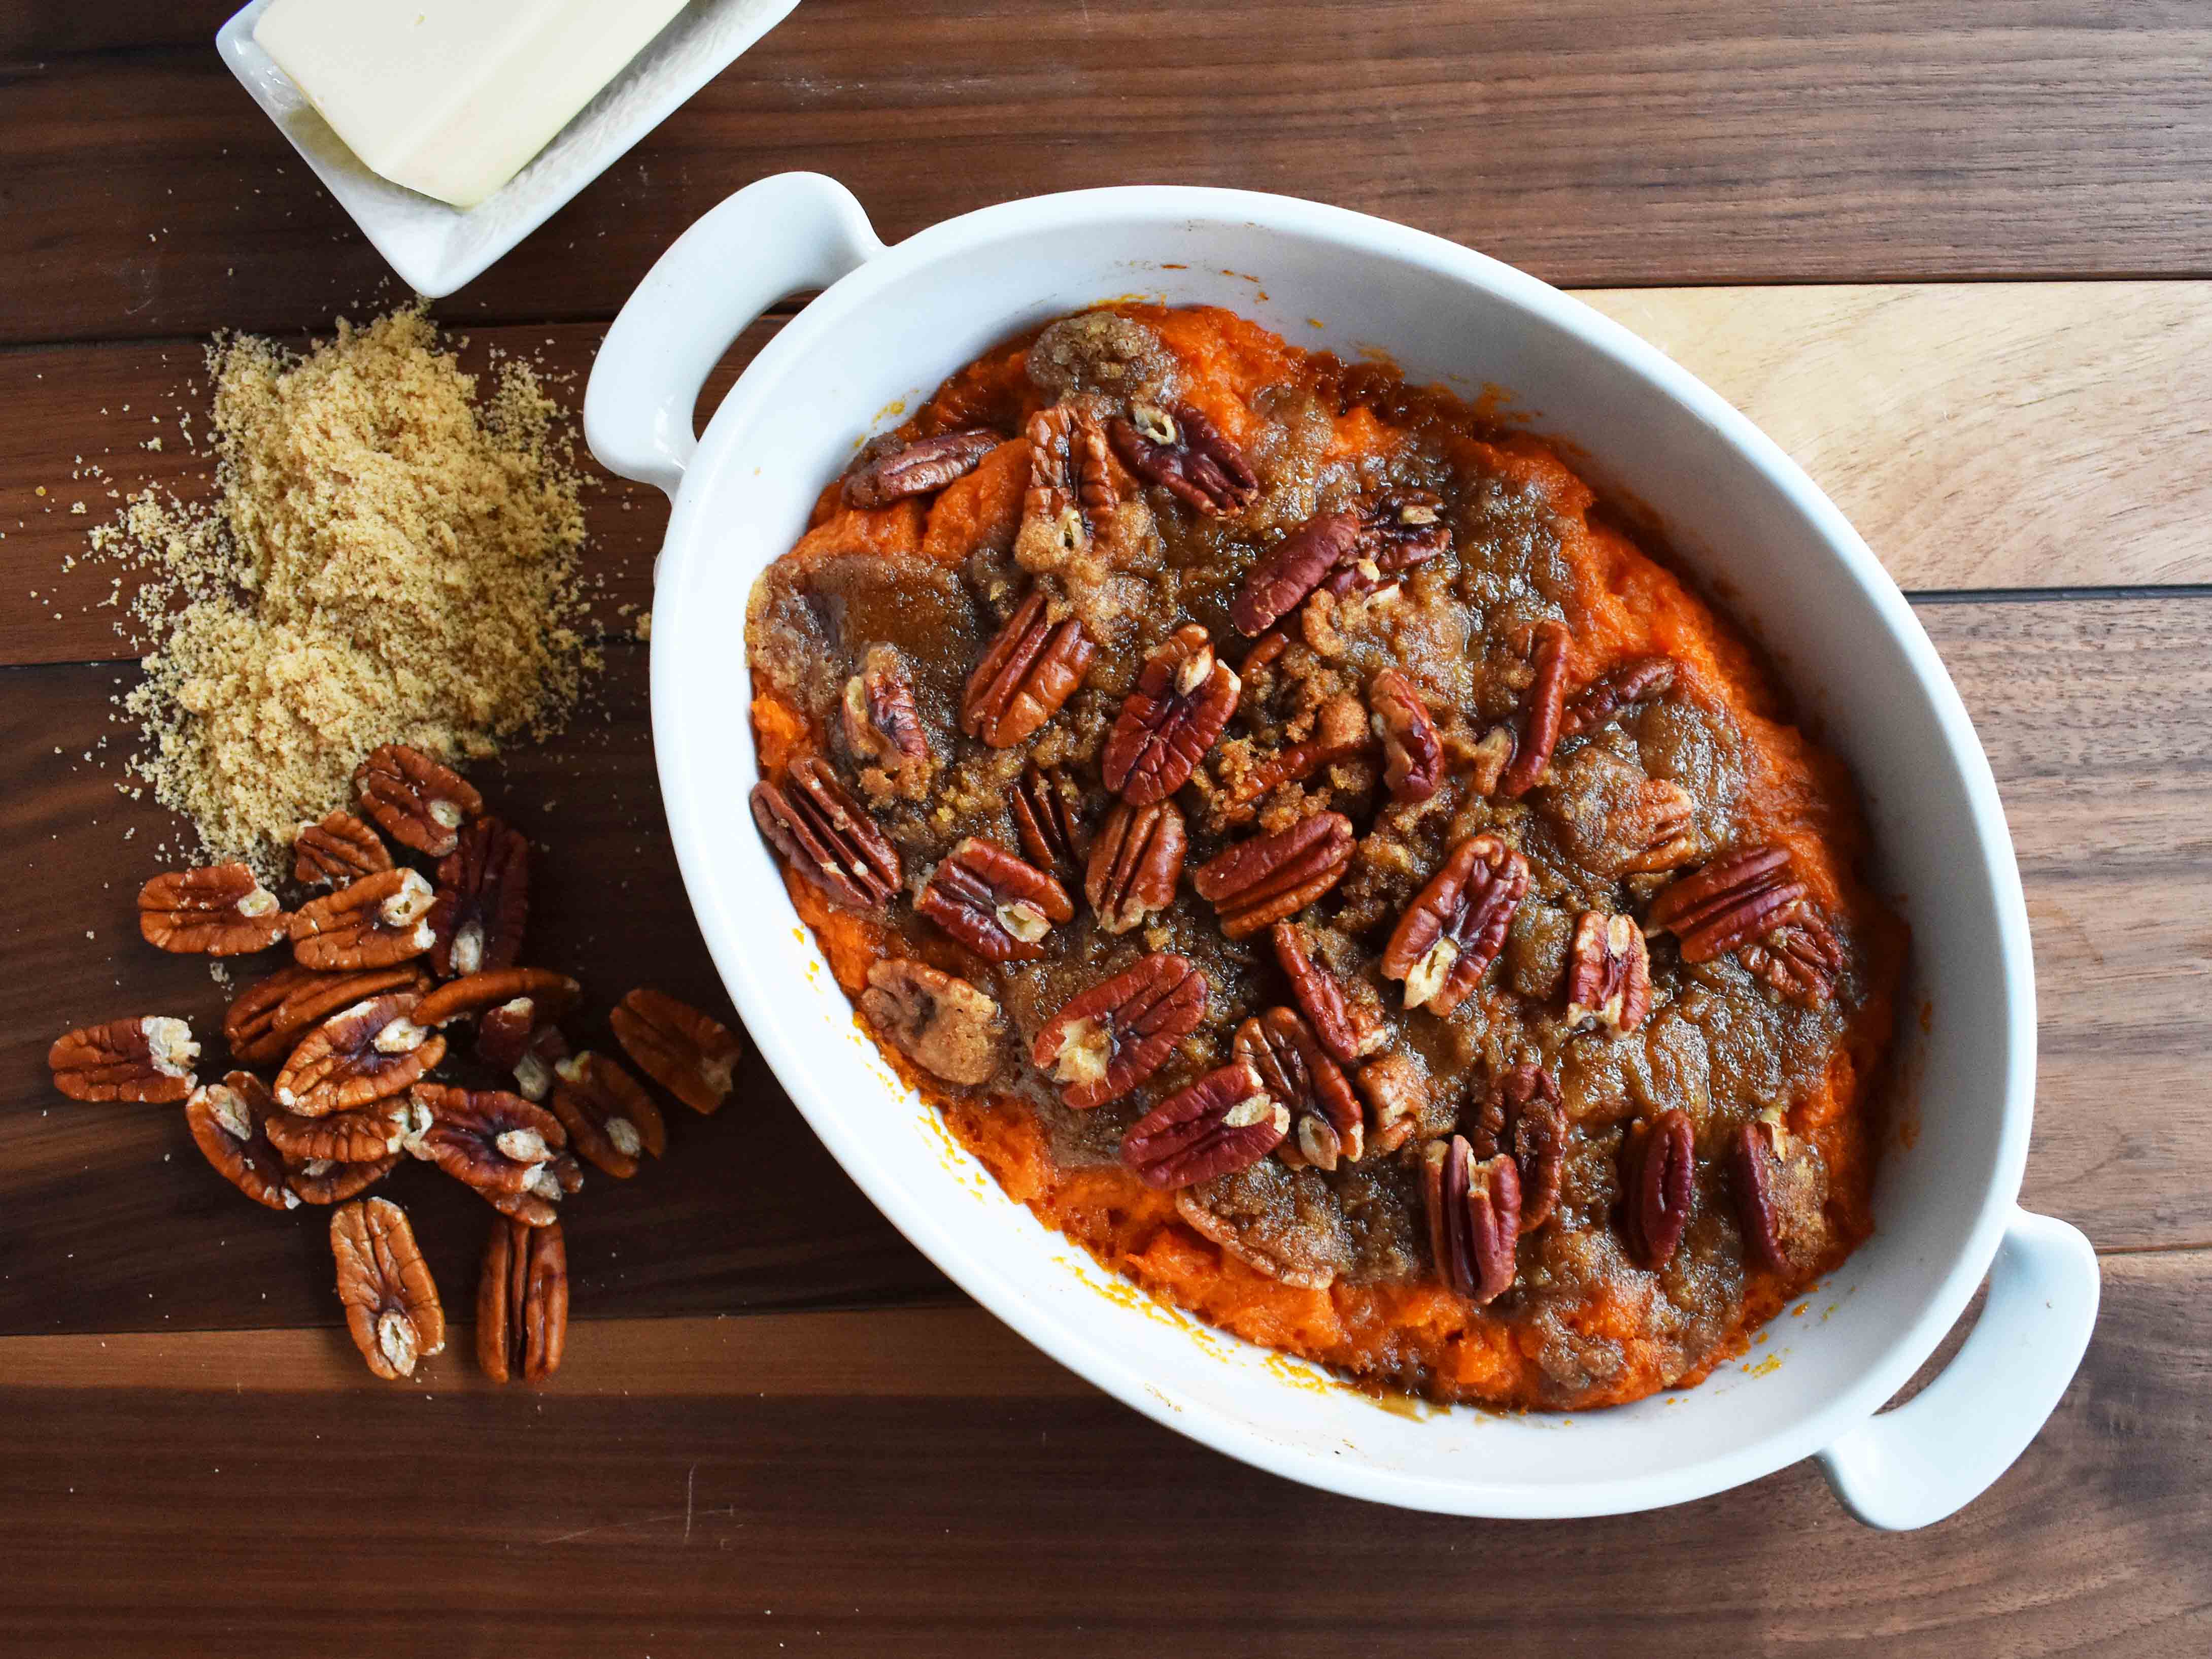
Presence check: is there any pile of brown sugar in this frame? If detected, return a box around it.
[91,305,597,876]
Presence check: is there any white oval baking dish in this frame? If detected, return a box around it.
[585,173,2097,1527]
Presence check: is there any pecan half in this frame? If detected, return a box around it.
[290,869,438,970]
[1368,669,1442,803]
[841,644,933,795]
[1235,1007,1363,1171]
[1014,405,1118,564]
[273,992,444,1116]
[1621,1108,1695,1270]
[1229,511,1360,637]
[1192,811,1355,939]
[508,1022,572,1103]
[48,1016,197,1103]
[1355,1051,1425,1157]
[478,1216,568,1384]
[1466,1063,1565,1234]
[862,959,1004,1087]
[1010,763,1090,879]
[842,427,1000,509]
[549,1051,666,1178]
[917,837,1074,962]
[1611,778,1699,875]
[185,1072,297,1211]
[1085,798,1186,934]
[1563,910,1653,1035]
[1740,915,1847,1007]
[1560,655,1677,741]
[1121,1062,1288,1191]
[1269,921,1383,1065]
[415,967,582,1030]
[610,987,744,1116]
[1031,953,1207,1109]
[1423,1136,1521,1305]
[1174,1192,1336,1291]
[1381,834,1530,1015]
[960,588,1096,749]
[1494,621,1571,799]
[225,962,429,1068]
[1319,491,1452,601]
[426,817,528,980]
[264,1094,425,1165]
[1646,846,1809,962]
[1732,1112,1831,1274]
[353,743,483,859]
[284,1153,398,1206]
[1106,400,1258,515]
[751,757,902,911]
[138,863,287,955]
[484,1152,583,1228]
[331,1197,445,1381]
[1101,624,1241,805]
[293,810,393,888]
[409,1083,570,1198]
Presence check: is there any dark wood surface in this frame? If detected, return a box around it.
[3,4,2208,1652]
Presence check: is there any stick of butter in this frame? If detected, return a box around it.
[253,0,693,209]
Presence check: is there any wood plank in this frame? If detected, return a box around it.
[0,597,2206,1340]
[0,1250,2201,1657]
[6,4,2212,345]
[7,285,2209,671]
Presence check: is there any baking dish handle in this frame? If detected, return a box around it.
[1817,1206,2098,1530]
[585,172,886,499]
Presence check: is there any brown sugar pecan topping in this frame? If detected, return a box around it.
[1121,1062,1288,1191]
[960,587,1096,749]
[750,756,902,911]
[842,427,1001,509]
[1106,400,1258,515]
[1235,1007,1364,1171]
[1564,910,1654,1036]
[1381,834,1530,1015]
[1101,624,1241,805]
[293,810,394,888]
[1621,1108,1695,1270]
[290,868,439,970]
[1424,1135,1521,1305]
[138,863,288,955]
[610,987,744,1116]
[1560,655,1677,741]
[185,1073,297,1211]
[550,1051,667,1178]
[1646,846,1809,963]
[1014,405,1119,564]
[426,817,529,980]
[409,1083,570,1198]
[285,1153,398,1207]
[862,958,1004,1088]
[1173,1192,1337,1291]
[1494,621,1571,799]
[1229,511,1361,637]
[225,962,429,1068]
[273,991,444,1116]
[1086,798,1187,935]
[1355,1051,1426,1157]
[331,1197,445,1381]
[1732,1112,1832,1274]
[917,836,1075,963]
[841,644,933,795]
[1269,921,1383,1066]
[1367,669,1442,803]
[478,1216,568,1384]
[1192,810,1355,940]
[353,743,484,860]
[1740,915,1847,1007]
[1212,694,1370,829]
[415,967,582,1030]
[1320,491,1452,601]
[1467,1063,1566,1235]
[264,1094,425,1166]
[49,1015,198,1103]
[1011,763,1090,879]
[1031,952,1208,1110]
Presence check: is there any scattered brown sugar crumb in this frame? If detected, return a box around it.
[88,305,597,877]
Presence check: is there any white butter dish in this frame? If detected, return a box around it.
[217,0,801,296]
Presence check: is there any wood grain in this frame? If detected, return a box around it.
[7,284,2209,670]
[0,1251,2202,1657]
[6,4,2212,345]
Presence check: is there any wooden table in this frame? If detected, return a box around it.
[4,5,2208,1652]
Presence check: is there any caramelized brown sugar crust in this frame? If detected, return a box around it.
[745,304,1904,1410]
